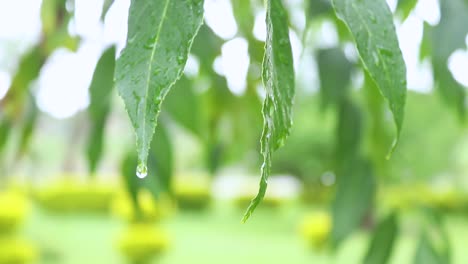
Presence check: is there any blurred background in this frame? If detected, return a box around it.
[1,0,468,263]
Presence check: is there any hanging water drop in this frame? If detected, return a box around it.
[136,163,148,178]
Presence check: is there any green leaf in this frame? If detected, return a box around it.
[396,0,418,21]
[363,213,398,264]
[332,0,407,156]
[317,47,353,109]
[16,94,39,158]
[332,157,375,246]
[431,0,468,120]
[0,117,12,156]
[243,0,295,222]
[100,0,115,21]
[115,0,204,172]
[164,76,201,136]
[336,99,362,162]
[414,234,447,264]
[86,46,116,175]
[306,0,333,21]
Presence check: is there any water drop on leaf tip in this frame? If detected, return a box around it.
[136,163,148,178]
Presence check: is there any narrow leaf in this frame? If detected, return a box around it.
[115,0,204,174]
[86,46,116,175]
[317,47,353,109]
[332,0,407,156]
[363,213,398,264]
[332,157,375,245]
[396,0,418,21]
[16,94,39,158]
[414,234,446,264]
[243,0,295,222]
[100,0,115,21]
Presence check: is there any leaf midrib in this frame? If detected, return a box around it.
[142,0,170,154]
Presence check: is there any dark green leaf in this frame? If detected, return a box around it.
[243,0,295,222]
[306,0,333,21]
[363,213,398,264]
[86,46,116,175]
[396,0,418,21]
[332,157,375,246]
[332,0,407,156]
[431,0,468,119]
[317,47,353,109]
[115,0,204,172]
[336,99,362,162]
[0,118,12,156]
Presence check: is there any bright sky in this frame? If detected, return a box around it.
[0,0,467,119]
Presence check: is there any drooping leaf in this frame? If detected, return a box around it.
[0,118,12,156]
[243,0,295,222]
[336,99,362,162]
[363,213,398,264]
[1,46,45,119]
[164,76,201,136]
[86,46,116,175]
[231,0,255,37]
[100,0,115,21]
[115,0,204,172]
[414,234,447,264]
[332,157,375,246]
[431,0,468,120]
[16,94,39,158]
[396,0,418,21]
[332,0,407,156]
[317,47,353,109]
[191,25,223,74]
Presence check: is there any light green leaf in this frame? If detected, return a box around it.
[242,0,295,222]
[414,234,447,264]
[115,0,204,173]
[317,47,353,109]
[332,0,407,156]
[363,213,398,264]
[332,157,375,246]
[396,0,418,21]
[100,0,115,21]
[86,46,116,175]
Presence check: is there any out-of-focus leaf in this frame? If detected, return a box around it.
[2,46,45,119]
[147,123,173,196]
[115,0,204,171]
[231,0,255,37]
[396,0,418,21]
[317,47,353,109]
[431,0,468,120]
[332,0,407,155]
[332,157,375,246]
[86,46,116,175]
[101,0,115,21]
[164,76,201,136]
[243,0,295,222]
[0,118,12,155]
[306,0,333,21]
[16,94,39,158]
[414,234,448,264]
[336,99,362,162]
[121,123,173,210]
[41,0,67,36]
[419,22,432,61]
[363,213,398,264]
[191,25,223,74]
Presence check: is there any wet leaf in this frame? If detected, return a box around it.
[86,46,116,175]
[243,0,295,222]
[332,0,407,156]
[115,0,204,171]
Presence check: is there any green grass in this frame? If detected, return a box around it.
[20,203,468,264]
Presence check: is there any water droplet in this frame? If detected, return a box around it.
[176,55,185,64]
[136,163,147,178]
